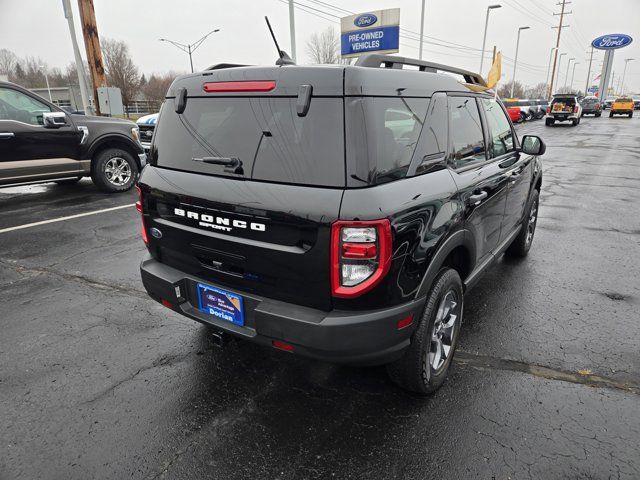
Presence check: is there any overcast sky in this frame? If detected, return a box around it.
[1,0,639,92]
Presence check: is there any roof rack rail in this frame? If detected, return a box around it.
[205,63,249,71]
[354,54,487,87]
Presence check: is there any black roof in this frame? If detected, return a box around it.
[167,54,490,98]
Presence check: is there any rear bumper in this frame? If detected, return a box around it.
[546,113,578,121]
[140,255,425,366]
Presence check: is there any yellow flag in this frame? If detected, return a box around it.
[486,52,502,89]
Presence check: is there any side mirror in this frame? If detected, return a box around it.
[521,135,546,156]
[42,111,68,128]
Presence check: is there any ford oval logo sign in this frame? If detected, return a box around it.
[354,13,377,28]
[591,34,633,50]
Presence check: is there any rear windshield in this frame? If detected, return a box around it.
[582,98,598,104]
[616,98,633,102]
[153,97,345,187]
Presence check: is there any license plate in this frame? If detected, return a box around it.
[196,283,244,326]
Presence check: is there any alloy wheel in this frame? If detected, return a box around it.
[104,157,132,186]
[428,289,460,372]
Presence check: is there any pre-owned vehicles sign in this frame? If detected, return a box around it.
[340,8,400,58]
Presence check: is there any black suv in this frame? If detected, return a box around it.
[0,81,146,192]
[138,54,545,394]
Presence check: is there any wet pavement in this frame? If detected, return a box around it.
[1,114,639,479]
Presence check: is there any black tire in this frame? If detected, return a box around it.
[55,177,82,185]
[505,189,539,258]
[572,118,578,126]
[596,112,601,117]
[386,268,463,395]
[91,147,139,193]
[629,112,633,118]
[609,112,613,118]
[545,118,554,126]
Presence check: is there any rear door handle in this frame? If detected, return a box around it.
[0,132,15,139]
[468,191,488,206]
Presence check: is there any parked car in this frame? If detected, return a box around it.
[136,112,158,153]
[506,105,522,123]
[609,97,634,118]
[580,96,602,116]
[0,81,146,191]
[633,95,640,110]
[137,54,546,394]
[503,99,532,121]
[545,94,582,126]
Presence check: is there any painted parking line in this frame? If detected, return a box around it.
[0,203,135,234]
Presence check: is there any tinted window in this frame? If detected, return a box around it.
[480,98,514,158]
[448,96,486,169]
[0,87,51,125]
[346,97,428,185]
[153,97,345,187]
[415,93,448,175]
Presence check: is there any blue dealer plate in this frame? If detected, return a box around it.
[196,283,244,326]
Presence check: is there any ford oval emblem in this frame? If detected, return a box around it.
[591,34,633,50]
[354,13,377,28]
[150,227,162,239]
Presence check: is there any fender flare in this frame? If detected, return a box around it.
[87,133,144,167]
[414,228,476,299]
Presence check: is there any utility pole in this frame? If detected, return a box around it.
[419,0,426,60]
[39,66,52,101]
[77,0,106,115]
[480,4,502,74]
[288,0,297,62]
[62,0,92,114]
[548,0,571,99]
[584,46,594,95]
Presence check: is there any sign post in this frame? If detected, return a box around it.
[340,9,400,60]
[592,34,633,100]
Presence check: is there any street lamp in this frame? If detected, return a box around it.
[570,62,580,92]
[510,26,530,98]
[160,28,221,73]
[545,47,558,89]
[620,58,634,95]
[479,4,502,75]
[39,65,52,102]
[554,52,567,93]
[563,57,575,89]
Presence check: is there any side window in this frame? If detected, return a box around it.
[0,88,51,125]
[448,96,486,169]
[415,93,448,175]
[480,98,515,158]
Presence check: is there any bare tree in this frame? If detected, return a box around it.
[142,72,181,110]
[0,49,18,76]
[101,38,141,113]
[523,82,548,99]
[306,27,340,64]
[498,80,524,99]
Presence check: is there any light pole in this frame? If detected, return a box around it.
[620,58,634,95]
[160,28,220,73]
[418,0,426,60]
[554,52,566,94]
[479,4,502,74]
[584,47,594,95]
[563,57,575,89]
[545,47,558,90]
[39,65,52,102]
[510,26,530,98]
[570,62,579,92]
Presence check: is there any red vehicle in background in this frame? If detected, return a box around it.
[506,106,522,123]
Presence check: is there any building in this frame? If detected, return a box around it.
[30,85,83,111]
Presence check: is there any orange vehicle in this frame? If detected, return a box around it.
[610,97,634,118]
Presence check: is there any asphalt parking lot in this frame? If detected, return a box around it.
[1,114,639,479]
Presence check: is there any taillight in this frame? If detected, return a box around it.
[573,105,579,113]
[203,80,276,93]
[331,220,392,298]
[135,185,148,245]
[546,106,551,114]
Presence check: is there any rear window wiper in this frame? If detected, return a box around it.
[192,156,244,175]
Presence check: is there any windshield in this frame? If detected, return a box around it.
[153,96,345,187]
